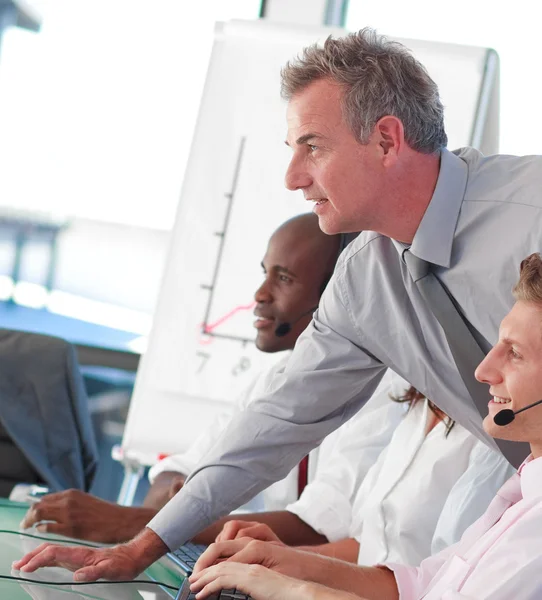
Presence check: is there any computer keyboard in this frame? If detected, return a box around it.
[168,542,208,574]
[175,578,252,600]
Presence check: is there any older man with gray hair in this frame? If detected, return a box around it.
[13,28,542,584]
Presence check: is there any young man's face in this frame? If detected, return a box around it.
[284,78,385,236]
[476,300,542,445]
[253,226,331,353]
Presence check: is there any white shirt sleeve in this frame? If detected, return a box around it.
[430,441,516,554]
[148,357,289,483]
[148,405,236,483]
[286,373,407,541]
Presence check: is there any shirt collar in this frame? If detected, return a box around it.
[519,454,542,501]
[407,148,468,268]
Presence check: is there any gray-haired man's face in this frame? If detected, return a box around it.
[284,78,386,236]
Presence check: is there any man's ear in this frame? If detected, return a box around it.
[374,115,405,161]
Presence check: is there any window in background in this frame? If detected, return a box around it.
[0,0,261,230]
[0,0,261,337]
[346,0,541,156]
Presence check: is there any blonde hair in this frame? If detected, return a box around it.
[513,253,542,303]
[280,28,447,154]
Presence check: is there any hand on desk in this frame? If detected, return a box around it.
[14,541,150,600]
[190,562,363,600]
[20,490,155,543]
[12,527,168,583]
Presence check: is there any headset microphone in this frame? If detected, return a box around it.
[493,398,542,426]
[274,306,319,337]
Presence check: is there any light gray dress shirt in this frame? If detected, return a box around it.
[149,147,542,550]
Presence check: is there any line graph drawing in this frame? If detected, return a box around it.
[202,301,256,334]
[199,137,255,346]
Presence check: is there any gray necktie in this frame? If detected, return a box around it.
[403,249,528,468]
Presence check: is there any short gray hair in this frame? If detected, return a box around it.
[281,28,447,154]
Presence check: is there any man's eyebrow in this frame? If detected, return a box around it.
[261,263,298,278]
[501,336,524,349]
[284,133,323,147]
[276,265,296,276]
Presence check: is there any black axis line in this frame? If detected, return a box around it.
[200,137,252,345]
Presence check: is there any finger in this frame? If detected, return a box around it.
[195,577,234,599]
[192,544,226,574]
[20,505,48,529]
[74,558,139,583]
[216,520,256,543]
[232,525,259,540]
[36,522,70,536]
[73,565,105,582]
[233,524,273,542]
[21,503,64,529]
[215,521,239,543]
[190,565,238,595]
[21,546,92,573]
[224,540,266,567]
[193,540,249,574]
[12,543,52,570]
[193,564,266,599]
[195,579,228,599]
[19,545,70,572]
[19,508,36,529]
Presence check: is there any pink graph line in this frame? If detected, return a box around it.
[202,301,256,334]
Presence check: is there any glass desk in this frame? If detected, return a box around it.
[0,499,184,599]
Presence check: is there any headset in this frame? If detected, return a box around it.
[493,398,542,426]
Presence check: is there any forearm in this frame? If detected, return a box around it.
[143,471,186,510]
[124,526,171,572]
[192,511,327,545]
[296,552,399,600]
[296,538,359,563]
[112,507,158,542]
[297,581,366,600]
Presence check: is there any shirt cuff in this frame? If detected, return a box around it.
[147,493,210,551]
[382,562,420,600]
[285,480,352,542]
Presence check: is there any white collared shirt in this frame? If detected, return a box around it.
[349,400,514,566]
[285,374,408,541]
